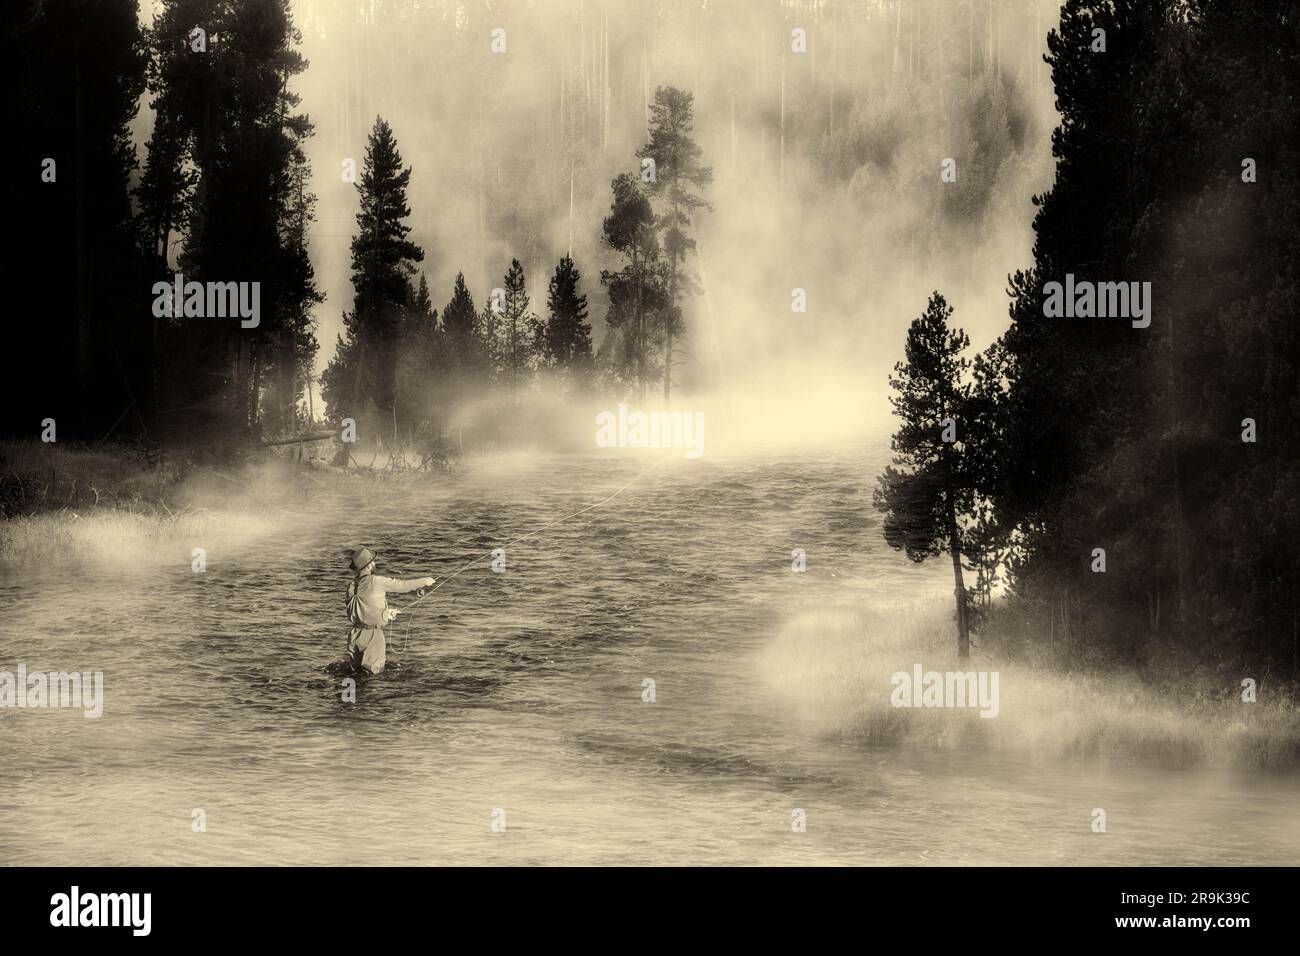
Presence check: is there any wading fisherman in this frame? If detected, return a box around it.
[345,547,434,675]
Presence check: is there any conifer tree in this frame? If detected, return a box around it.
[875,292,978,657]
[637,86,712,403]
[322,116,423,429]
[490,259,543,395]
[600,173,665,399]
[543,255,594,388]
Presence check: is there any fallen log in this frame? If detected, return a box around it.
[261,432,337,447]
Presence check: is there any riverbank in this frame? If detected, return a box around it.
[0,440,341,569]
[761,601,1300,771]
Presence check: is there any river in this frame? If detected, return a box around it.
[2,449,1297,865]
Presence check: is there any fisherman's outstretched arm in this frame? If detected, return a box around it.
[373,575,435,594]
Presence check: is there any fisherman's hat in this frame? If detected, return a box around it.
[349,547,376,572]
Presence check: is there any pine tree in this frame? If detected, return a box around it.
[874,292,978,658]
[600,172,665,399]
[490,259,543,396]
[543,255,594,388]
[637,86,712,403]
[394,273,442,441]
[993,0,1196,655]
[138,0,321,441]
[322,116,424,429]
[440,271,486,381]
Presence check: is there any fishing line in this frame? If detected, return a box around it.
[392,459,668,653]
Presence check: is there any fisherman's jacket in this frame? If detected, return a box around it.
[346,572,426,628]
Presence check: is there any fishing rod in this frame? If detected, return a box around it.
[391,459,668,653]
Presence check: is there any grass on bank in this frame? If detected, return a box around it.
[760,600,1300,770]
[0,440,312,568]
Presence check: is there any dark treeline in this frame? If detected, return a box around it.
[877,0,1300,669]
[0,0,713,454]
[4,0,321,450]
[3,0,150,443]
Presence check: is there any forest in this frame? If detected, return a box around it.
[874,1,1300,672]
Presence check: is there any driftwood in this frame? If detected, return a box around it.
[261,432,337,447]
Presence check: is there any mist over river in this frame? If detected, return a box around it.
[2,449,1297,865]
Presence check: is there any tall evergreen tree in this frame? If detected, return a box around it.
[322,117,423,430]
[993,0,1199,655]
[543,255,593,388]
[983,0,1300,667]
[600,172,665,399]
[440,271,486,379]
[140,0,321,442]
[394,273,444,441]
[489,259,543,395]
[875,292,978,658]
[637,86,712,403]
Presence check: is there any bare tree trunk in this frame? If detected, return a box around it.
[1063,583,1071,661]
[892,0,902,90]
[909,1,915,87]
[937,7,945,114]
[729,92,736,168]
[1167,276,1188,639]
[946,492,971,658]
[242,339,256,430]
[779,60,785,192]
[828,2,836,130]
[602,0,610,154]
[1036,0,1042,84]
[989,0,996,76]
[350,336,366,414]
[663,332,672,404]
[632,245,643,401]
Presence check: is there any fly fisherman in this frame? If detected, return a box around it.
[345,547,434,675]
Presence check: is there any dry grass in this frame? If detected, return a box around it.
[759,600,1300,770]
[0,441,301,569]
[0,508,273,570]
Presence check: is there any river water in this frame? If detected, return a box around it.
[2,449,1298,865]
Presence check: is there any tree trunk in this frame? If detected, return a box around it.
[245,340,258,430]
[892,0,902,90]
[779,62,786,192]
[663,329,672,403]
[664,212,679,405]
[632,244,644,401]
[947,495,971,658]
